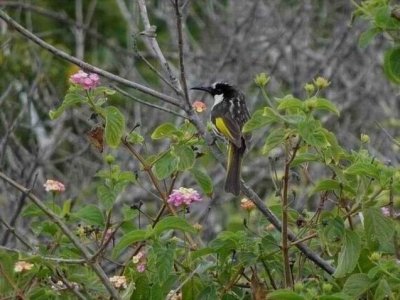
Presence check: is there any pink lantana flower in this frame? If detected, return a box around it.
[192,101,207,113]
[167,187,202,207]
[109,275,128,289]
[70,70,100,90]
[43,179,65,193]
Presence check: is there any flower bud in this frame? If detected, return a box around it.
[254,73,270,87]
[304,83,315,94]
[314,76,330,89]
[360,133,370,144]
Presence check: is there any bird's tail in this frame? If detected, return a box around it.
[224,143,244,196]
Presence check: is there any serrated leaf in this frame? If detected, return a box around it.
[291,153,319,166]
[153,152,178,180]
[358,27,381,48]
[97,185,116,210]
[152,216,195,236]
[73,205,104,226]
[105,106,125,148]
[334,229,361,278]
[312,179,341,193]
[313,98,340,116]
[268,290,305,300]
[277,96,304,111]
[49,91,86,119]
[364,207,394,246]
[151,123,180,139]
[112,229,147,257]
[384,47,400,84]
[172,145,195,170]
[262,128,286,155]
[375,6,400,30]
[191,168,213,195]
[243,108,278,133]
[345,162,379,178]
[298,119,328,147]
[374,278,392,300]
[342,273,372,298]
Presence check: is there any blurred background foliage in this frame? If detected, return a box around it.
[0,0,399,243]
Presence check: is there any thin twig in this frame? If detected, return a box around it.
[173,0,191,108]
[136,0,181,92]
[113,85,187,119]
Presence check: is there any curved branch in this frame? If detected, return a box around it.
[0,9,183,109]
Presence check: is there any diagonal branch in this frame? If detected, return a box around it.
[0,171,121,300]
[189,114,335,275]
[0,9,183,109]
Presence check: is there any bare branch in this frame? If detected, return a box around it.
[0,9,183,109]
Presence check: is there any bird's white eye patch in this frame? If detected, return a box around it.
[212,82,218,89]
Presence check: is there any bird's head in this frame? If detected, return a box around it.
[191,82,235,97]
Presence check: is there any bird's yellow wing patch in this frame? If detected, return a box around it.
[215,117,235,141]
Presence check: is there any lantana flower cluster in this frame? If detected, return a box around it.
[43,179,65,193]
[70,70,100,90]
[132,251,147,273]
[109,275,128,289]
[14,261,34,273]
[167,187,202,207]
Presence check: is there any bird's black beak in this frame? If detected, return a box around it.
[191,86,213,94]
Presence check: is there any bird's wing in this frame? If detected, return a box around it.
[213,113,242,148]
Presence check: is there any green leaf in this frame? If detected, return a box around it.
[49,90,86,119]
[191,168,213,195]
[358,27,381,48]
[149,243,175,283]
[312,179,341,193]
[312,98,340,116]
[277,96,304,111]
[104,106,125,148]
[342,273,372,298]
[334,229,361,278]
[172,145,195,170]
[345,162,379,178]
[268,290,305,300]
[152,216,196,236]
[298,119,328,147]
[291,153,320,167]
[153,152,178,180]
[364,207,394,246]
[374,278,392,300]
[375,6,400,30]
[97,185,116,210]
[73,205,104,226]
[127,131,144,145]
[198,285,218,300]
[384,47,400,84]
[243,107,278,133]
[262,128,286,156]
[151,123,180,139]
[112,229,147,257]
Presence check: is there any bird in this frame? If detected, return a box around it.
[191,82,251,195]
